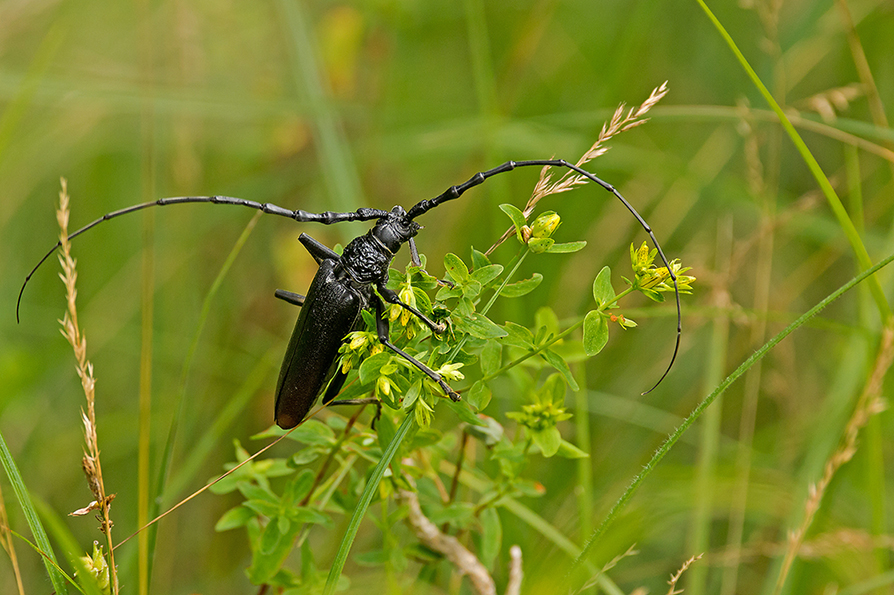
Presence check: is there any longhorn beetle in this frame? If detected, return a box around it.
[18,159,681,429]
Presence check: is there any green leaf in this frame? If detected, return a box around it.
[405,543,444,563]
[445,399,487,426]
[592,266,615,307]
[500,321,535,349]
[466,380,492,411]
[359,351,394,384]
[461,313,509,339]
[462,279,483,299]
[280,419,336,446]
[239,482,279,504]
[531,427,562,457]
[435,283,463,300]
[583,311,609,356]
[471,248,491,269]
[499,203,527,241]
[411,286,433,312]
[377,410,397,451]
[545,240,587,254]
[540,373,566,406]
[499,273,543,298]
[259,519,284,555]
[216,505,255,531]
[291,507,332,526]
[443,253,470,284]
[290,448,323,466]
[479,341,502,376]
[466,415,504,446]
[283,469,315,506]
[471,263,504,286]
[541,349,579,391]
[354,549,391,567]
[427,502,477,528]
[249,516,303,584]
[535,307,560,339]
[245,499,280,518]
[402,379,423,410]
[479,507,502,570]
[556,440,590,459]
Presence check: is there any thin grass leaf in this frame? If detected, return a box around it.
[568,249,894,586]
[694,0,891,321]
[323,413,416,595]
[0,431,69,595]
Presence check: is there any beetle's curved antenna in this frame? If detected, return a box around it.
[18,163,682,393]
[408,159,681,394]
[16,195,391,323]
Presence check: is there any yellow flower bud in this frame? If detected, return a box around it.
[530,211,561,238]
[349,333,368,350]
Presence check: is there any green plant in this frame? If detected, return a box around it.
[210,195,694,593]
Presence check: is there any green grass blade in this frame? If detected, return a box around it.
[0,431,69,595]
[324,413,415,595]
[276,0,364,242]
[567,249,894,583]
[31,497,104,595]
[139,213,262,588]
[694,0,891,320]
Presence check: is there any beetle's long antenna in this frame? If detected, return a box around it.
[409,159,681,392]
[16,195,391,322]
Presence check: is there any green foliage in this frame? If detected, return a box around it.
[4,2,893,593]
[210,206,683,589]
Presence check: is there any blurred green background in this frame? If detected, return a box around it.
[2,0,893,593]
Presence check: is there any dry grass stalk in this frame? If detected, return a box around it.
[56,178,119,594]
[665,553,703,595]
[485,82,669,255]
[0,481,26,594]
[571,543,639,594]
[774,321,894,594]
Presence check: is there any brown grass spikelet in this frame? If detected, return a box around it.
[666,553,703,595]
[485,82,669,255]
[774,321,894,594]
[56,178,119,594]
[528,81,668,207]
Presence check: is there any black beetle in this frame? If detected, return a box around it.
[17,159,681,429]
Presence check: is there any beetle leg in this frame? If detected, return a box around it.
[298,233,340,264]
[274,289,306,306]
[329,397,379,406]
[406,238,455,288]
[408,237,422,267]
[373,296,460,401]
[377,284,446,334]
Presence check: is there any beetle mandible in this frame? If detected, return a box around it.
[17,159,682,429]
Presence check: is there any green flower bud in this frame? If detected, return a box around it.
[530,211,561,238]
[527,237,555,253]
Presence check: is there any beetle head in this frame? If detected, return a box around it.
[372,206,422,253]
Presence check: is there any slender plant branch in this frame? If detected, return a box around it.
[398,479,496,595]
